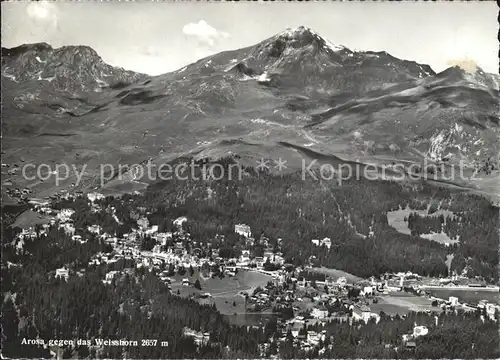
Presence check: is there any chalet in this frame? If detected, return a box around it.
[172,216,187,229]
[336,277,347,286]
[274,255,285,265]
[263,250,274,262]
[137,217,149,230]
[449,296,459,306]
[362,286,374,296]
[87,225,101,234]
[145,225,159,235]
[254,257,265,268]
[311,307,329,319]
[405,341,417,350]
[57,209,75,222]
[352,304,380,324]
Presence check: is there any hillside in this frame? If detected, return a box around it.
[1,26,499,200]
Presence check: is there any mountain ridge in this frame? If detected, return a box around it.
[2,42,148,94]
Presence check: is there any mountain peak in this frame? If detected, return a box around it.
[2,42,104,68]
[436,65,499,90]
[238,26,347,74]
[223,26,436,93]
[2,42,53,58]
[279,26,315,39]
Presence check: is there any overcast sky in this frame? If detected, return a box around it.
[2,1,497,75]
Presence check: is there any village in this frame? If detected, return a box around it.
[9,191,500,356]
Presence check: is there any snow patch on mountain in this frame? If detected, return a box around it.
[238,71,271,83]
[257,72,271,83]
[281,26,347,53]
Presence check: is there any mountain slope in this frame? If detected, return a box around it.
[1,27,499,200]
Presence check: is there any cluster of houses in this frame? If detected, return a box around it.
[81,220,292,287]
[4,185,32,201]
[273,327,332,355]
[478,300,499,321]
[242,270,388,330]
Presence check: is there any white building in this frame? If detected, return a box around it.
[87,225,101,234]
[55,268,69,281]
[413,325,429,338]
[183,328,210,346]
[486,303,497,320]
[87,192,104,203]
[157,232,173,245]
[320,237,331,249]
[137,217,149,230]
[311,239,320,246]
[311,307,329,319]
[263,250,274,262]
[352,305,380,324]
[336,277,347,286]
[60,223,75,236]
[362,286,374,296]
[239,250,251,265]
[174,216,188,229]
[449,296,459,306]
[235,224,252,238]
